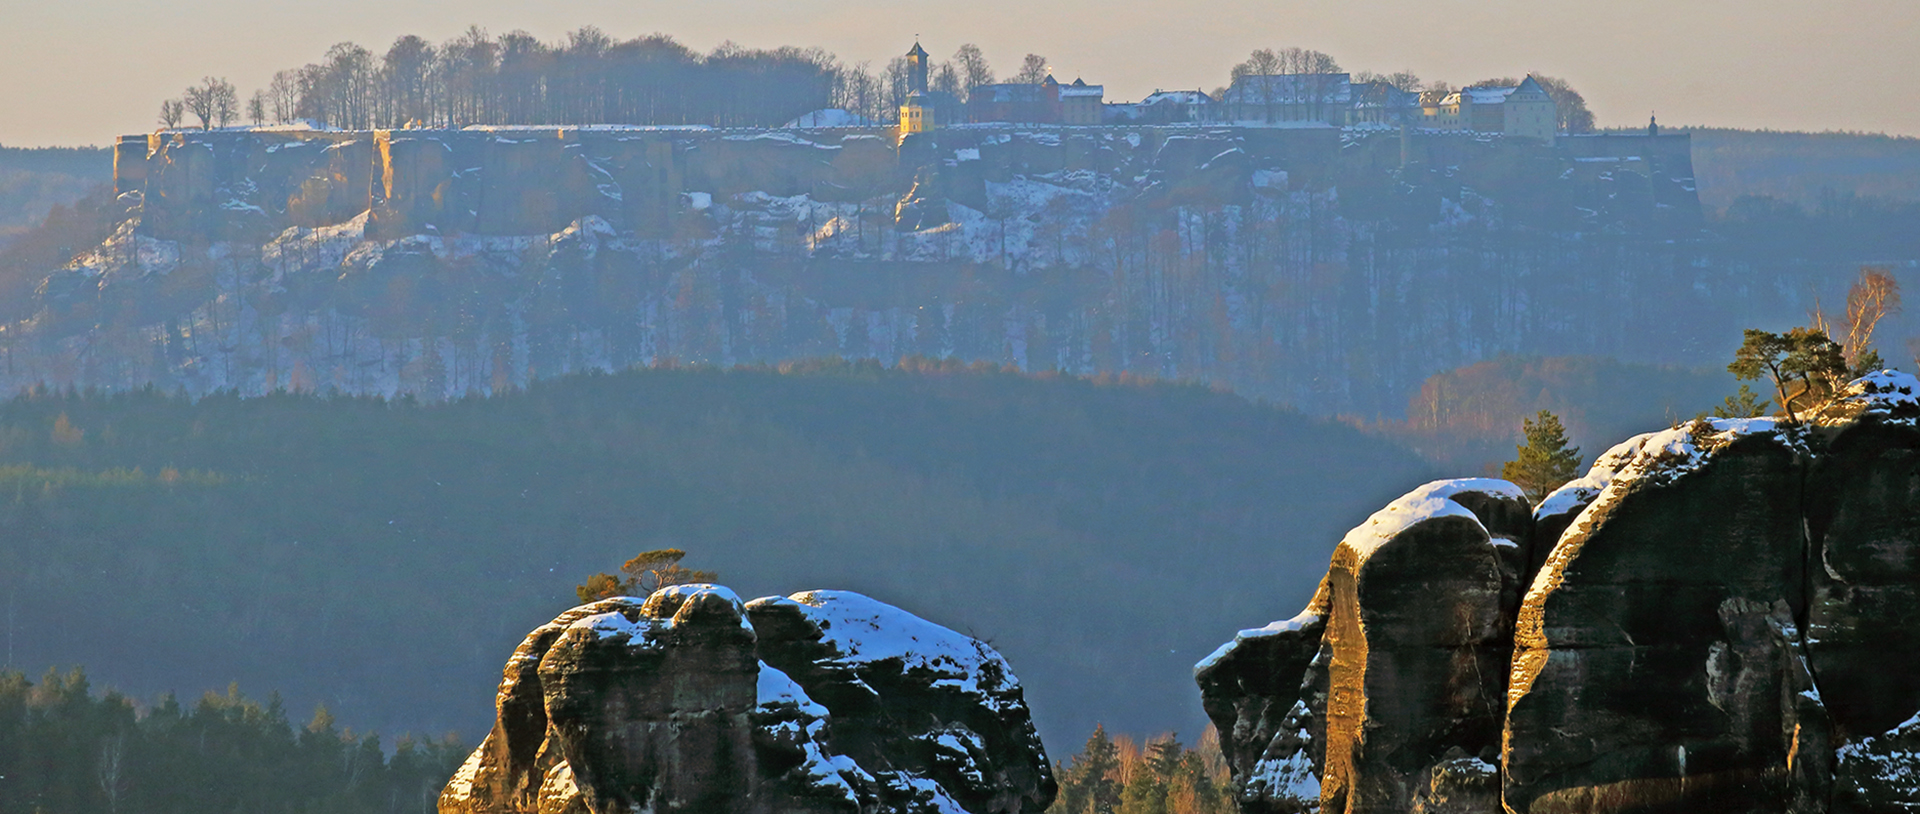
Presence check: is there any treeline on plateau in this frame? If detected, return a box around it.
[165,27,887,132]
[0,667,466,814]
[0,358,1432,752]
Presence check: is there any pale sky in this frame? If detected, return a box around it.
[2,0,1917,147]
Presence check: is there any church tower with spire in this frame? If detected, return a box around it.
[900,41,937,143]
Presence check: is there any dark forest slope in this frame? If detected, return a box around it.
[0,359,1433,751]
[0,146,111,248]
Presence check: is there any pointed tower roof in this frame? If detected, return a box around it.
[1514,75,1550,97]
[907,42,928,58]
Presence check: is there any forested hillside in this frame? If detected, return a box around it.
[0,667,465,814]
[1381,355,1737,471]
[0,146,110,249]
[1674,127,1920,212]
[0,359,1433,751]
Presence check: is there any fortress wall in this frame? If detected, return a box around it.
[116,124,1698,242]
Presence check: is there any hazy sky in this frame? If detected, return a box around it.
[3,0,1917,147]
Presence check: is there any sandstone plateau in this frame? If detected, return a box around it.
[439,585,1054,814]
[1199,371,1920,813]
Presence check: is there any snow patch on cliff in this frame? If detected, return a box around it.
[1340,478,1523,563]
[1243,750,1321,812]
[1193,608,1323,674]
[761,590,1021,707]
[1818,369,1920,425]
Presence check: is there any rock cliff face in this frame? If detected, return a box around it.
[440,584,1053,814]
[15,125,1753,421]
[1199,371,1920,813]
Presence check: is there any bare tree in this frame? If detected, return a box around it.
[213,79,239,127]
[1014,53,1049,84]
[1231,49,1280,121]
[159,99,185,129]
[381,35,435,127]
[182,77,234,130]
[98,734,128,814]
[951,43,993,99]
[268,69,300,123]
[883,55,912,120]
[247,90,268,125]
[1818,266,1903,370]
[834,61,883,122]
[932,61,961,98]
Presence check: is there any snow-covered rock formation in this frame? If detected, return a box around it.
[439,584,1053,814]
[1199,371,1920,813]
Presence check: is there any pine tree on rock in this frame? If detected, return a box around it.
[1501,410,1582,504]
[574,548,718,604]
[1728,327,1849,423]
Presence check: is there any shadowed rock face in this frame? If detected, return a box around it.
[441,585,1053,814]
[1201,371,1920,814]
[1198,479,1532,814]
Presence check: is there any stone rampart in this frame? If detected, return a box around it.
[114,124,1698,243]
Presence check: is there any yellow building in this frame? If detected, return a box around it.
[899,91,936,143]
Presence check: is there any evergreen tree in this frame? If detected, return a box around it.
[1728,327,1849,423]
[1713,384,1771,419]
[1060,724,1121,814]
[575,548,718,604]
[1501,410,1582,504]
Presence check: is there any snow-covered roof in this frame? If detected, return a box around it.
[1060,82,1104,99]
[1511,75,1552,100]
[1142,90,1212,106]
[1465,86,1519,105]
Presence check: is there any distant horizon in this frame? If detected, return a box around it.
[4,0,1918,147]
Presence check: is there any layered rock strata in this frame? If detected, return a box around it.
[1200,371,1920,813]
[441,584,1053,814]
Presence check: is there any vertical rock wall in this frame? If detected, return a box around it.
[1201,372,1920,813]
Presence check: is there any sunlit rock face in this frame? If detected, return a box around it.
[440,585,1054,814]
[1201,371,1920,813]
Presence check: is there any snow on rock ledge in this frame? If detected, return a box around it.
[1202,389,1920,813]
[439,585,1054,814]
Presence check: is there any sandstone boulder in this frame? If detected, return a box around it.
[441,585,1052,814]
[1201,371,1920,814]
[1198,478,1531,814]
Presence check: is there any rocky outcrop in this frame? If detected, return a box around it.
[1200,371,1920,813]
[441,585,1053,814]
